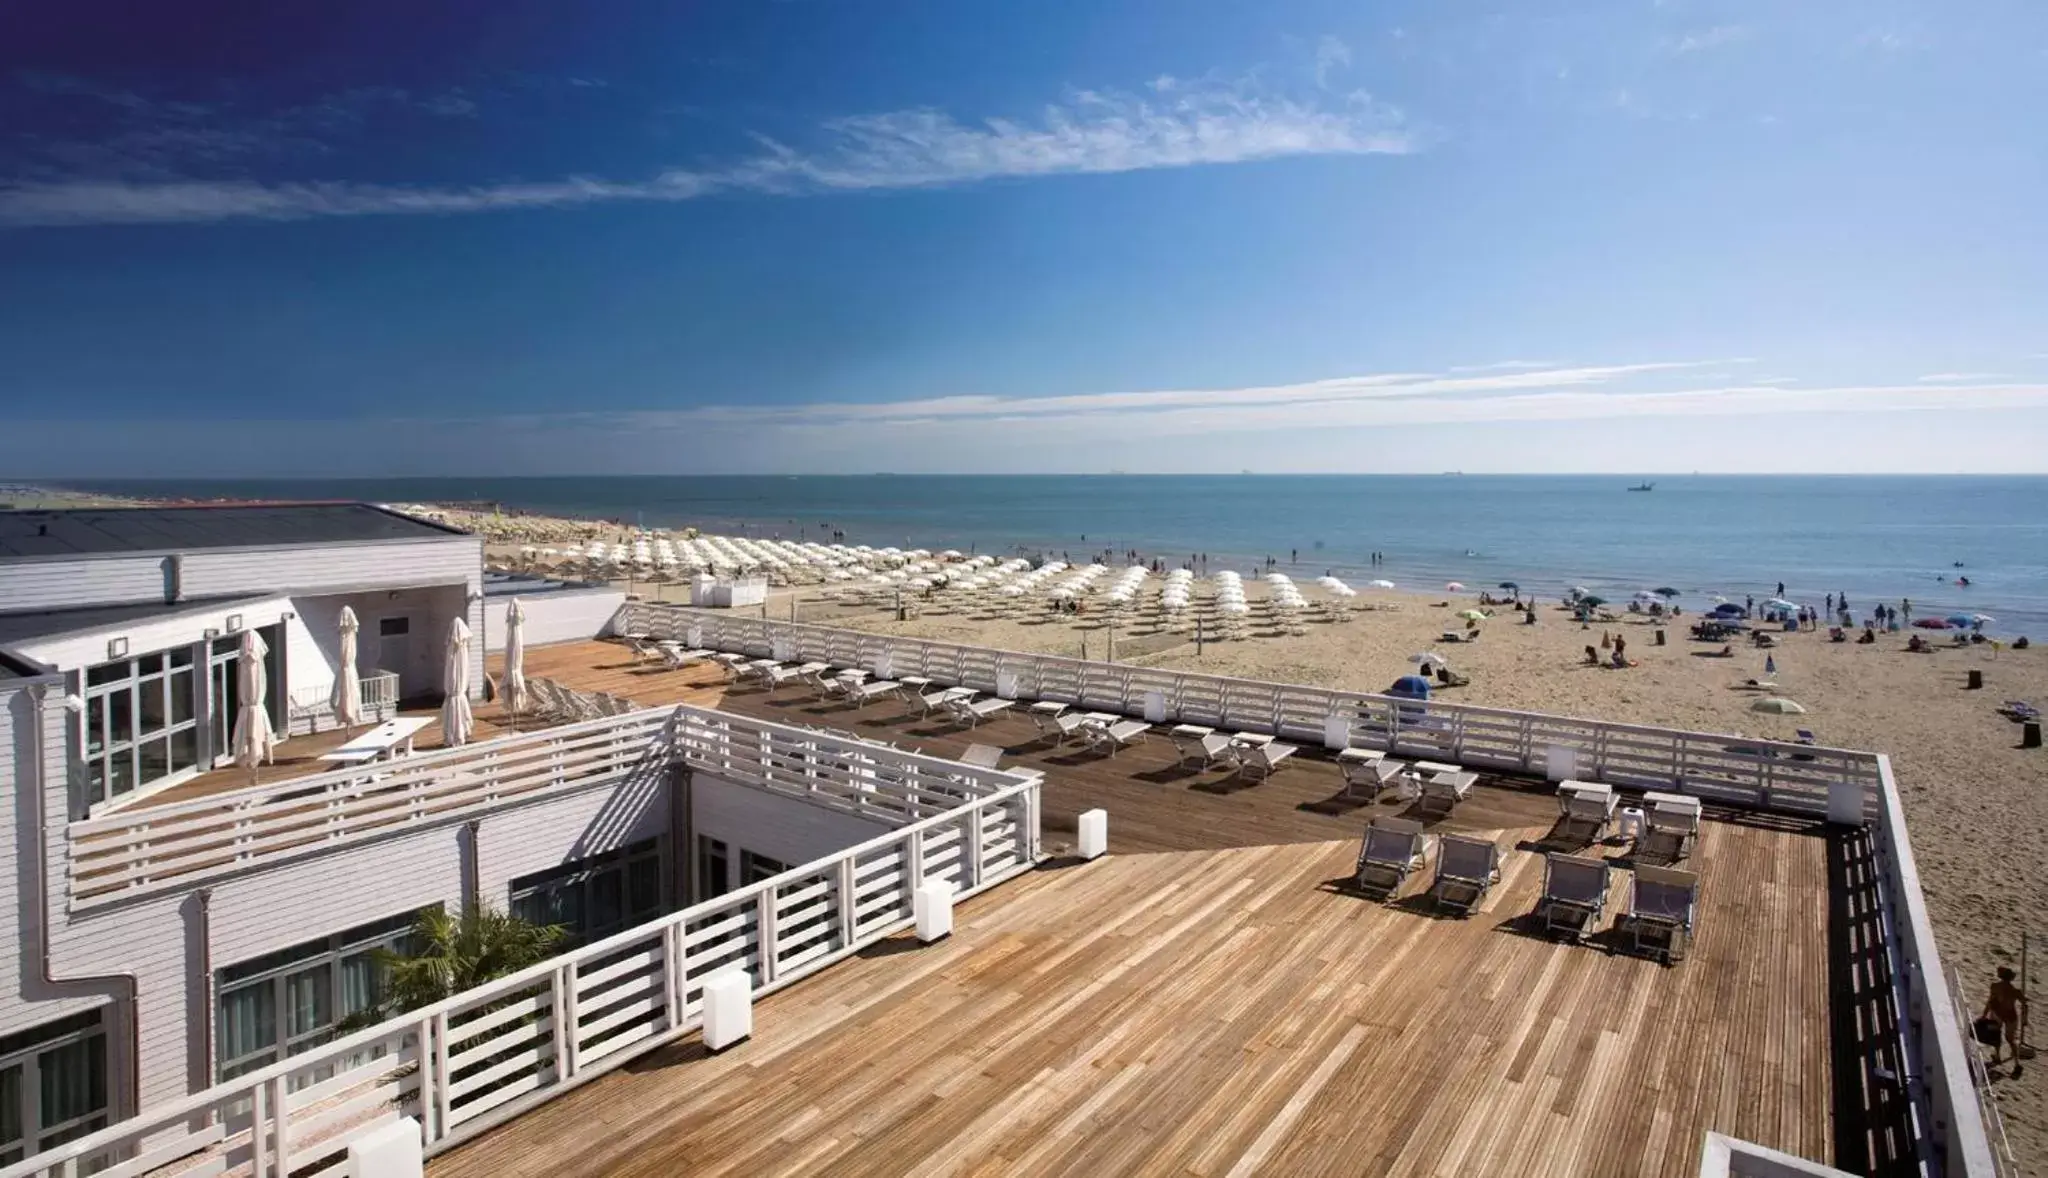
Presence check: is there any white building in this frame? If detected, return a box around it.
[0,504,936,1167]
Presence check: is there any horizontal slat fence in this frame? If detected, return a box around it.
[624,603,1883,821]
[10,780,1039,1178]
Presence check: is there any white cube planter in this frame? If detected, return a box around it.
[347,1115,424,1178]
[914,879,955,942]
[702,971,753,1052]
[1077,809,1108,860]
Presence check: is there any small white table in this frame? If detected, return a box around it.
[1030,701,1070,716]
[836,669,870,683]
[1231,732,1275,748]
[319,717,435,765]
[1169,723,1215,738]
[1413,760,1459,775]
[900,676,933,690]
[1336,748,1385,765]
[1618,806,1646,842]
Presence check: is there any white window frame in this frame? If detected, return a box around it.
[0,1010,109,1165]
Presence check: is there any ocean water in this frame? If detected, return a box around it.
[51,475,2048,634]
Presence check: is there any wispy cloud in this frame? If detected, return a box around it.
[1917,372,2010,383]
[1852,28,1910,53]
[1313,35,1353,88]
[1,76,1412,228]
[1672,25,1751,54]
[1448,360,1556,373]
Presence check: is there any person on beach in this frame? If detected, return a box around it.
[1777,581,1785,597]
[1826,593,1834,615]
[1982,967,2029,1076]
[1902,598,1912,624]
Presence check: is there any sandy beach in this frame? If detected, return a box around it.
[435,504,2048,1168]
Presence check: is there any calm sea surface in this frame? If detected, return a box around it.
[53,475,2048,634]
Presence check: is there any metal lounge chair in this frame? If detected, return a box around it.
[945,696,1015,728]
[1196,733,1242,772]
[1555,781,1616,844]
[1636,793,1702,862]
[802,670,851,704]
[1625,865,1699,963]
[622,635,661,664]
[1168,728,1211,766]
[1088,719,1150,757]
[1337,754,1404,801]
[959,743,1004,769]
[1354,817,1427,901]
[1539,853,1613,941]
[1236,741,1298,780]
[849,679,902,709]
[1431,834,1502,916]
[1415,769,1478,820]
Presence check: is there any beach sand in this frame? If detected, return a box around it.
[469,509,2048,1171]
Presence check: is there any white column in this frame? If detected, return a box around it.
[914,879,954,942]
[703,971,754,1051]
[347,1116,424,1178]
[1077,809,1108,860]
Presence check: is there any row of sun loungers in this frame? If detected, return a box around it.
[1351,817,1700,963]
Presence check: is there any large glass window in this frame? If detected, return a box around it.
[215,911,423,1083]
[80,644,200,809]
[0,1010,109,1165]
[697,837,730,901]
[739,849,790,886]
[510,839,664,945]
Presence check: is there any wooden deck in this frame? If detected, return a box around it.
[425,639,1856,1178]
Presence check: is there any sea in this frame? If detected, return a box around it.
[42,475,2048,636]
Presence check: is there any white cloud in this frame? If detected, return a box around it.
[1917,372,2010,383]
[1853,29,1909,53]
[1313,35,1353,88]
[0,78,1412,228]
[1448,360,1555,372]
[1673,25,1750,53]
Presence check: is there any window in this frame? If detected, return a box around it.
[739,850,790,886]
[697,836,730,901]
[510,839,663,945]
[81,643,200,808]
[377,617,409,638]
[0,1011,109,1165]
[215,910,424,1083]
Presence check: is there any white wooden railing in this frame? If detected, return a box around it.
[10,777,1040,1178]
[287,670,400,734]
[1866,756,2005,1177]
[69,701,1023,908]
[620,603,1885,821]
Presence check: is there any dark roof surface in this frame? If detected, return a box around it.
[0,594,275,650]
[0,503,469,559]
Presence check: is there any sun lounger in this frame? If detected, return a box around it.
[1555,780,1616,843]
[1415,769,1478,819]
[1624,865,1699,963]
[1339,755,1406,801]
[1431,834,1502,916]
[762,663,804,688]
[659,645,715,671]
[944,696,1015,727]
[1236,740,1298,780]
[622,635,661,663]
[1636,791,1703,862]
[801,670,851,703]
[1088,719,1150,756]
[959,743,1005,769]
[1354,817,1428,901]
[1539,853,1613,941]
[1034,707,1081,742]
[849,679,902,708]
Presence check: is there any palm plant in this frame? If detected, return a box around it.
[343,899,567,1029]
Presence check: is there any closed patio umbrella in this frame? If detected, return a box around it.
[442,617,475,748]
[503,598,529,730]
[231,629,275,781]
[331,606,363,733]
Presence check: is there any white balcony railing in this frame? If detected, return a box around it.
[287,669,401,734]
[68,701,1024,908]
[11,778,1040,1178]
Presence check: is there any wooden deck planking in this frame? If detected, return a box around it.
[431,818,1834,1178]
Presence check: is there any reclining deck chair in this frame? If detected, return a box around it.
[1430,834,1503,916]
[1354,817,1428,902]
[1539,852,1613,942]
[1625,865,1699,964]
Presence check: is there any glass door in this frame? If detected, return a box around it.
[210,638,241,768]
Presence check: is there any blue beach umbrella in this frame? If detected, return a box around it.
[1945,614,1973,628]
[1388,675,1432,699]
[1712,603,1745,618]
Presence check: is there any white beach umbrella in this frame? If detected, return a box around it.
[442,617,475,748]
[503,598,529,725]
[1370,579,1395,589]
[331,606,364,732]
[1409,651,1449,672]
[231,629,275,776]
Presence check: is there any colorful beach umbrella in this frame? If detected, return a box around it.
[1912,618,1950,630]
[1654,587,1681,598]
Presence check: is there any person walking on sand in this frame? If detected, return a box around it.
[1777,581,1785,597]
[1983,966,2029,1076]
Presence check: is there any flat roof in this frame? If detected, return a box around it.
[0,502,470,559]
[0,594,274,650]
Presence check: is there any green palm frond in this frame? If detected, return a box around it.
[339,898,567,1030]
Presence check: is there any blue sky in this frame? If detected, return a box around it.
[2,0,2046,475]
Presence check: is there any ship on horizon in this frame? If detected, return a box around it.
[1628,481,1655,491]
